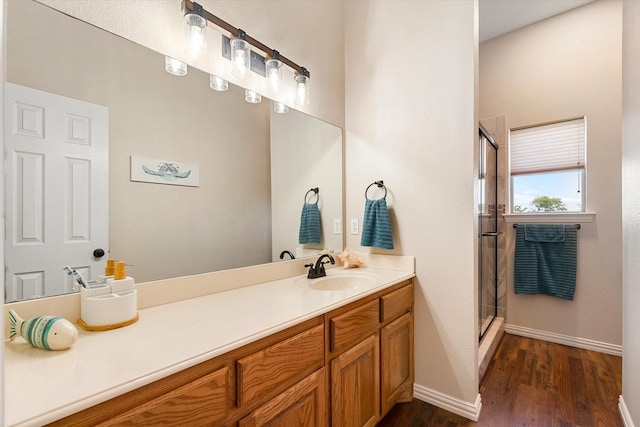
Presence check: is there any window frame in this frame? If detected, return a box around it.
[508,116,587,214]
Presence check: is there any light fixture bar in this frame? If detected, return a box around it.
[182,0,310,78]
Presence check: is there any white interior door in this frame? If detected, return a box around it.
[4,83,108,301]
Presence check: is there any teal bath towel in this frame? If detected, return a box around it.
[298,202,321,244]
[514,224,578,300]
[360,198,394,249]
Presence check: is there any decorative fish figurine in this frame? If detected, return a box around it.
[9,309,78,351]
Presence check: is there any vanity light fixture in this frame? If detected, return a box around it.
[265,50,284,94]
[210,74,229,91]
[245,89,262,104]
[182,0,311,103]
[273,101,289,114]
[231,30,250,78]
[184,2,207,57]
[165,56,188,76]
[295,68,310,106]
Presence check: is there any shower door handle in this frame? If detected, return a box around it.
[481,232,499,237]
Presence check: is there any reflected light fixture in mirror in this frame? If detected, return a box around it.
[266,50,283,94]
[231,30,250,78]
[245,89,262,103]
[165,56,188,76]
[295,68,310,106]
[273,101,289,114]
[184,2,207,58]
[210,74,229,91]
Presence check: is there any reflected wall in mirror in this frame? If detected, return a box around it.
[4,0,343,302]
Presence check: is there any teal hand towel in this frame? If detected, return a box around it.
[524,224,565,242]
[360,198,394,250]
[514,224,578,300]
[299,203,321,244]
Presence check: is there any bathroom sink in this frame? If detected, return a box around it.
[294,272,377,291]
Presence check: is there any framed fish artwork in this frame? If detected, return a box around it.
[130,155,200,187]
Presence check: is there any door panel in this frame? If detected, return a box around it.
[4,83,108,301]
[478,129,498,340]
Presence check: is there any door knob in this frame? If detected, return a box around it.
[93,248,106,258]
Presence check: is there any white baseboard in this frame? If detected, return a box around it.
[413,383,482,421]
[504,323,622,356]
[619,395,636,427]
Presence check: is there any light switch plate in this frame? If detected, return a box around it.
[333,219,342,234]
[350,219,359,235]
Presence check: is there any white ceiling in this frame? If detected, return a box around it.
[479,0,595,43]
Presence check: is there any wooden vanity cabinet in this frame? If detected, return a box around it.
[327,280,414,427]
[47,317,324,427]
[46,280,413,427]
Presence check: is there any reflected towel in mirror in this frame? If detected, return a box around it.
[299,203,321,244]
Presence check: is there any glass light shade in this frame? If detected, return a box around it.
[184,12,207,57]
[231,38,250,78]
[273,101,289,114]
[245,89,262,104]
[209,75,229,91]
[295,73,310,106]
[265,58,283,94]
[165,56,187,76]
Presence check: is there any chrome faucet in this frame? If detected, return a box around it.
[304,254,335,279]
[279,250,295,260]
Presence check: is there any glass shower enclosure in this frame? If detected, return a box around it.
[478,125,498,342]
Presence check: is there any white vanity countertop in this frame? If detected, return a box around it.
[4,266,414,427]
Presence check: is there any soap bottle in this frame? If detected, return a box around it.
[108,261,135,293]
[99,259,116,284]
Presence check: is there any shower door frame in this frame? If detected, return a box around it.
[478,124,498,342]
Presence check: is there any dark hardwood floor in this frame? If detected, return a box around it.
[378,333,623,427]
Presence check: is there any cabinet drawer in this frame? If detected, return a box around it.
[237,324,324,407]
[98,367,229,426]
[330,299,379,353]
[380,283,413,324]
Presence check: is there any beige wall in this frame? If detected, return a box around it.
[345,0,480,413]
[622,0,640,423]
[35,0,345,129]
[480,0,623,348]
[7,1,272,282]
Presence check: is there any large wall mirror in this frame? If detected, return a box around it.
[4,0,344,302]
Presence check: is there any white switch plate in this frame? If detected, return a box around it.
[350,218,359,235]
[333,219,342,234]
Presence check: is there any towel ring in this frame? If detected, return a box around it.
[304,187,319,204]
[365,180,387,200]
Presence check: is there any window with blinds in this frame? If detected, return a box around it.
[510,117,586,213]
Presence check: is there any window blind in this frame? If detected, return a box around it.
[510,118,585,176]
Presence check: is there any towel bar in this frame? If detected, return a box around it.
[512,223,581,229]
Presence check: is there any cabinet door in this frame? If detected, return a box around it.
[381,312,414,415]
[238,368,326,427]
[97,367,229,427]
[331,334,380,427]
